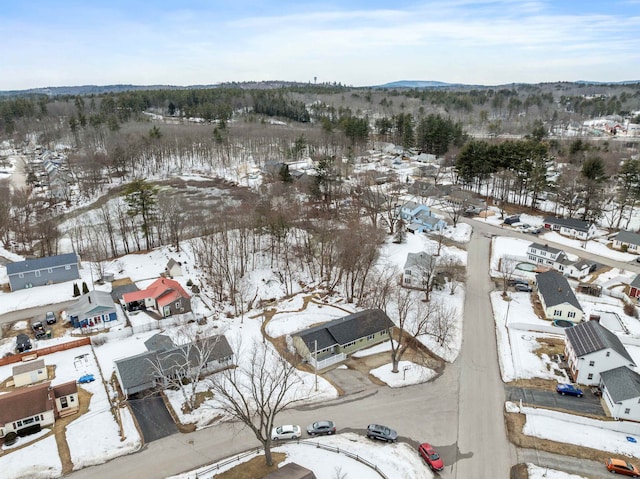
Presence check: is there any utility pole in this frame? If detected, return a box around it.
[314,340,318,392]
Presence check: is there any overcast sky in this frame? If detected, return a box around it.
[2,0,640,91]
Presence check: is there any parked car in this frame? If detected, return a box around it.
[418,443,444,471]
[508,279,529,286]
[514,283,532,292]
[271,424,301,441]
[556,383,583,397]
[16,333,32,353]
[366,424,398,443]
[45,311,57,325]
[606,458,640,476]
[306,420,336,436]
[529,227,542,235]
[31,320,47,339]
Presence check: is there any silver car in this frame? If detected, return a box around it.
[271,424,301,441]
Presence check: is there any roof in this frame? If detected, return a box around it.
[6,253,79,276]
[614,230,640,247]
[167,259,181,269]
[144,334,175,352]
[600,366,640,402]
[264,463,316,479]
[122,278,190,304]
[565,320,634,364]
[13,359,45,376]
[528,242,563,255]
[66,290,116,317]
[543,216,592,232]
[115,335,233,392]
[631,274,640,290]
[403,252,434,271]
[296,309,394,350]
[0,382,53,426]
[535,271,583,311]
[111,283,140,302]
[52,381,78,398]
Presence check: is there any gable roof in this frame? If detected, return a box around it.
[565,320,634,364]
[403,252,434,271]
[543,216,592,232]
[66,290,116,317]
[0,382,54,425]
[528,242,563,255]
[52,381,78,399]
[6,253,79,276]
[144,333,175,352]
[122,278,190,305]
[600,366,640,402]
[296,309,394,350]
[614,230,640,247]
[631,274,640,290]
[536,270,583,310]
[13,359,46,376]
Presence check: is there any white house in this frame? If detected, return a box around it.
[12,359,47,387]
[527,243,592,280]
[402,252,436,289]
[543,216,597,240]
[600,366,640,421]
[612,230,640,253]
[536,270,584,322]
[564,320,636,386]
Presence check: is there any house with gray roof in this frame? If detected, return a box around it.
[292,309,393,369]
[114,334,233,397]
[527,243,593,280]
[564,320,636,386]
[66,290,118,328]
[543,216,597,240]
[613,230,640,253]
[402,252,436,289]
[6,253,80,291]
[629,274,640,301]
[535,270,584,322]
[600,366,640,421]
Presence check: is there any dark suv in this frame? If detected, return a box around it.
[366,424,398,442]
[16,333,32,352]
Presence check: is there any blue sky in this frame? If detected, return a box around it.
[1,0,639,90]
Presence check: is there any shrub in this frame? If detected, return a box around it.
[624,303,639,318]
[92,335,108,346]
[3,431,17,446]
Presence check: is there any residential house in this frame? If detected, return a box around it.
[398,201,446,233]
[114,333,233,397]
[166,259,183,277]
[122,278,191,317]
[6,253,80,291]
[612,230,640,253]
[535,271,584,322]
[543,216,597,240]
[527,243,593,280]
[12,359,47,387]
[403,252,436,289]
[564,320,636,386]
[292,309,394,369]
[629,274,640,300]
[0,380,79,440]
[444,190,486,212]
[600,366,640,421]
[66,290,118,328]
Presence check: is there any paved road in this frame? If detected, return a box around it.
[506,386,605,416]
[0,300,78,328]
[518,448,611,478]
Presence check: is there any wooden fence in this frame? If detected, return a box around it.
[0,337,91,366]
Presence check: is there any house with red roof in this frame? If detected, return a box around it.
[122,278,191,317]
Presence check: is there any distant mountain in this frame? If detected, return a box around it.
[0,84,214,97]
[374,80,464,89]
[575,80,640,86]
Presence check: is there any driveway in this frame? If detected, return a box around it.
[323,365,378,396]
[128,393,178,443]
[506,386,605,416]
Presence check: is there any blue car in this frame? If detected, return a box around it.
[556,383,583,397]
[78,374,95,384]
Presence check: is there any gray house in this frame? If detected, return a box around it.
[114,334,233,397]
[600,366,640,421]
[6,253,80,291]
[535,270,584,321]
[66,290,118,328]
[292,309,394,368]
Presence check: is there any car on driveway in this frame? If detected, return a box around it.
[307,420,336,436]
[45,311,57,324]
[16,333,32,353]
[514,283,532,292]
[78,374,95,384]
[606,458,640,476]
[366,424,398,443]
[31,320,47,339]
[556,383,583,397]
[271,424,301,441]
[419,443,444,471]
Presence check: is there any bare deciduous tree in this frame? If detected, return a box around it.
[440,255,465,295]
[207,340,303,467]
[499,255,519,296]
[426,300,458,350]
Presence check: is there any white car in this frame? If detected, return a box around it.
[271,424,301,440]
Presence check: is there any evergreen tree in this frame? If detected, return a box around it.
[122,178,159,250]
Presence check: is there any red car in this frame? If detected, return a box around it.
[606,458,640,477]
[419,443,444,472]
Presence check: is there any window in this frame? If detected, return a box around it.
[175,301,181,308]
[553,310,562,317]
[405,270,411,276]
[19,273,24,278]
[381,329,388,335]
[568,312,576,318]
[35,271,41,277]
[60,397,68,408]
[23,417,34,425]
[606,351,611,357]
[404,278,411,284]
[343,341,356,348]
[625,408,631,414]
[70,396,75,403]
[65,265,71,270]
[587,373,593,380]
[589,361,595,367]
[367,334,375,341]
